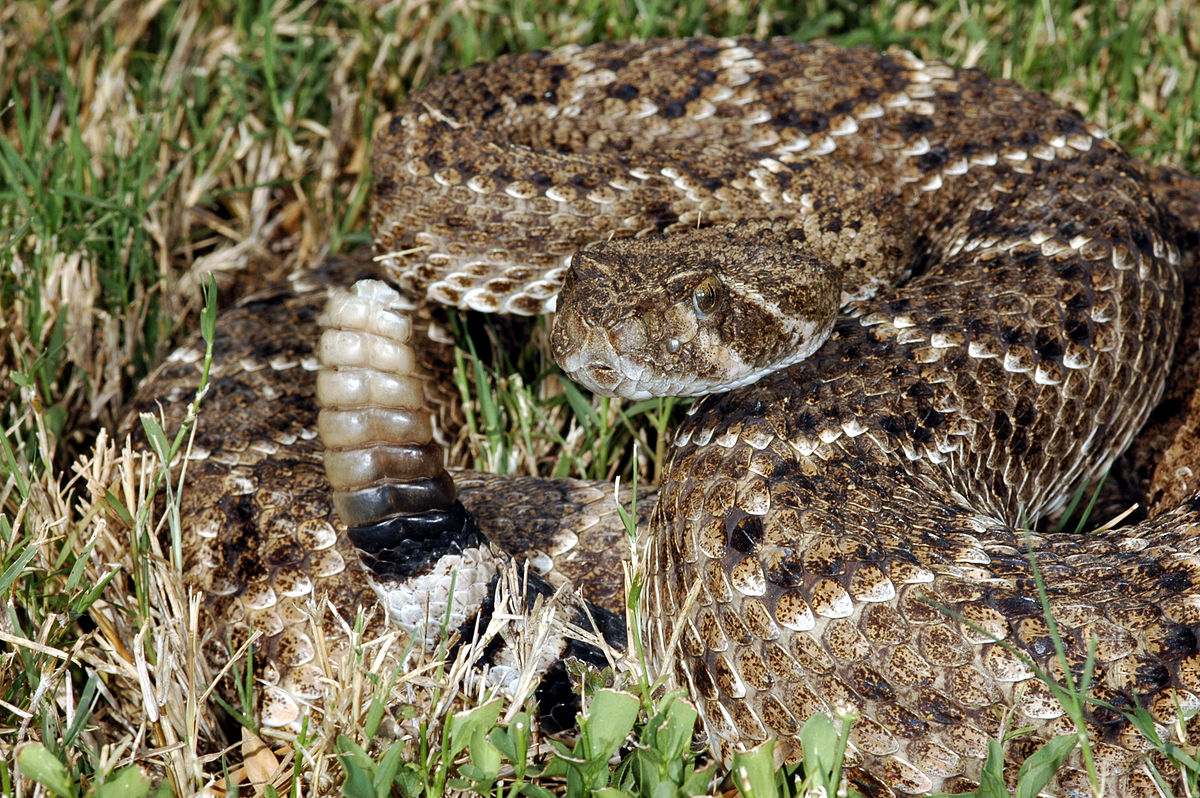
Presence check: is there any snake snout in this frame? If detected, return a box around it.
[550,304,655,398]
[552,315,626,396]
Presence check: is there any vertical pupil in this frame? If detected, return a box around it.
[695,278,717,313]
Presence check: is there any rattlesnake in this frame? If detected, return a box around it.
[132,37,1200,796]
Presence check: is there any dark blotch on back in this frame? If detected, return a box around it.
[900,114,935,135]
[661,100,686,120]
[610,83,639,101]
[730,515,764,553]
[776,109,828,133]
[917,147,949,171]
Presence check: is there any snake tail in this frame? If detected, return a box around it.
[317,279,625,727]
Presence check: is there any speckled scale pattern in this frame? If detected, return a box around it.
[372,39,930,316]
[370,35,1198,796]
[124,34,1200,797]
[553,39,1200,796]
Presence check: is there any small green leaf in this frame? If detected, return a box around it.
[0,432,28,500]
[201,273,218,343]
[62,672,99,749]
[466,726,502,785]
[626,574,644,610]
[1015,734,1077,798]
[0,544,36,593]
[488,725,516,761]
[645,695,697,763]
[64,538,94,591]
[362,695,386,740]
[447,698,503,759]
[17,743,76,798]
[976,739,1008,798]
[103,489,134,525]
[492,711,532,781]
[336,735,376,798]
[139,414,170,463]
[730,740,777,798]
[393,762,423,798]
[373,741,409,798]
[580,690,639,763]
[800,712,838,778]
[683,765,718,794]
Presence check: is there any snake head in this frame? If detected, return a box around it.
[551,223,840,399]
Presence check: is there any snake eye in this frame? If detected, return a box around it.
[692,274,723,318]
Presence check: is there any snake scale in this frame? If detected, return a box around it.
[129,37,1200,796]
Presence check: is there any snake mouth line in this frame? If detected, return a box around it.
[552,316,651,398]
[559,345,663,400]
[582,363,621,393]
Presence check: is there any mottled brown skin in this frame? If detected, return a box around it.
[1122,164,1200,515]
[371,43,914,316]
[126,36,1200,797]
[372,38,1200,795]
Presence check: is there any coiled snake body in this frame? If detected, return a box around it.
[138,37,1200,796]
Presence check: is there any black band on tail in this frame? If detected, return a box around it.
[352,499,630,734]
[348,500,486,581]
[513,571,629,733]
